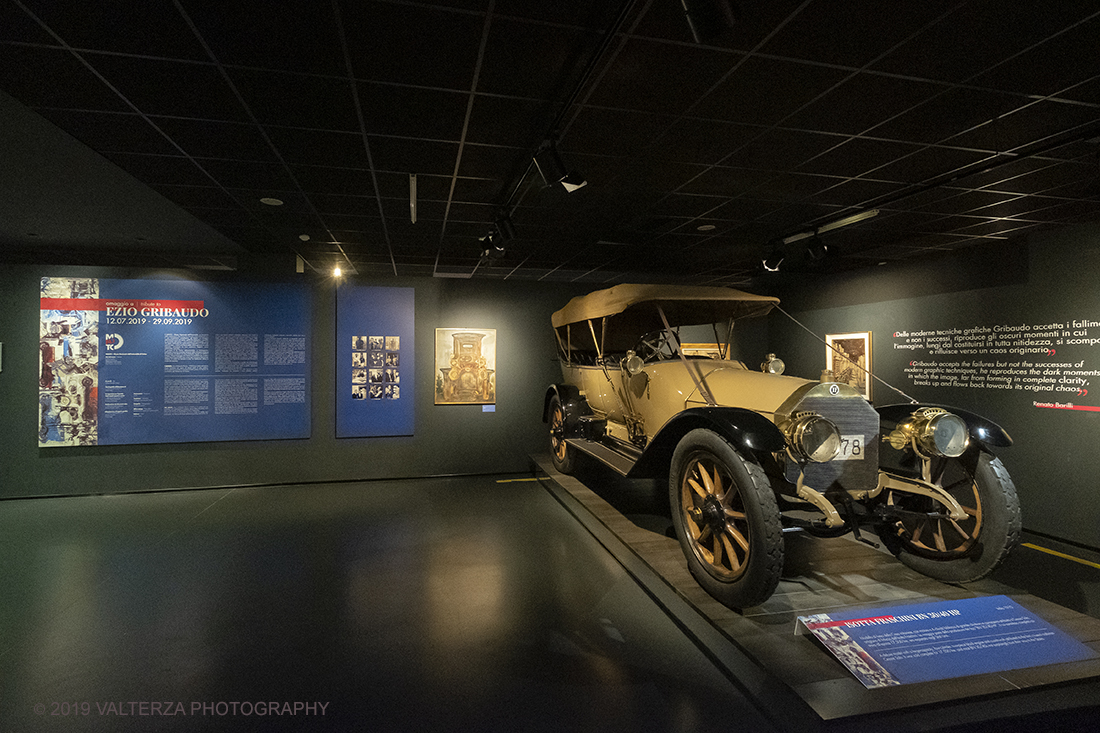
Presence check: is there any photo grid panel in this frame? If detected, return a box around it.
[353,336,400,400]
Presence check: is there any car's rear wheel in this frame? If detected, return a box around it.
[670,429,783,610]
[547,395,576,474]
[879,451,1020,583]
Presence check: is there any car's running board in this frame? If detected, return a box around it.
[565,438,638,476]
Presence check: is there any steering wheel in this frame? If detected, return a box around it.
[633,330,678,363]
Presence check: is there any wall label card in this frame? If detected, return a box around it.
[797,595,1098,688]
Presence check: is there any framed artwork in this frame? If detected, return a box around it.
[435,328,496,405]
[679,342,723,359]
[826,331,872,401]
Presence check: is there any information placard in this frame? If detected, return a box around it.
[798,595,1098,688]
[39,276,310,446]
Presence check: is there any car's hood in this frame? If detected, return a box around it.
[683,363,814,417]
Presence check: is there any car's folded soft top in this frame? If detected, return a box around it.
[551,283,779,331]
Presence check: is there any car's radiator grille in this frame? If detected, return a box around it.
[782,387,880,492]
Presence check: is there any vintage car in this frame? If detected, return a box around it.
[543,284,1021,609]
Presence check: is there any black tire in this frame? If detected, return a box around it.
[879,451,1021,583]
[548,395,576,474]
[669,428,783,610]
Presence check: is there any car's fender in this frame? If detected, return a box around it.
[543,384,591,434]
[628,407,786,478]
[875,403,1012,448]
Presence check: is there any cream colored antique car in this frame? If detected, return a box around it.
[544,284,1020,609]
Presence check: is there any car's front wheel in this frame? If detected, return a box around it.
[670,429,783,610]
[547,394,576,474]
[878,451,1020,583]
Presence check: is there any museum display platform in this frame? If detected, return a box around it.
[532,453,1100,730]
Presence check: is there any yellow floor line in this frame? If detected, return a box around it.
[1022,543,1100,570]
[496,477,540,483]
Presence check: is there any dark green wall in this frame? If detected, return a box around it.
[766,223,1100,550]
[1,265,589,498]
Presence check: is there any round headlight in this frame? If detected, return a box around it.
[920,412,970,457]
[761,353,785,374]
[622,351,644,376]
[787,414,841,463]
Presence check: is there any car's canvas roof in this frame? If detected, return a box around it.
[551,284,779,331]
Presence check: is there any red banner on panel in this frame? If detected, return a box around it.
[40,298,206,311]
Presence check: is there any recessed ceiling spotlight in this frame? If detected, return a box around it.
[260,197,284,206]
[333,266,342,277]
[697,224,716,231]
[299,234,310,241]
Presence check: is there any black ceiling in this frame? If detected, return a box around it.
[3,0,1100,284]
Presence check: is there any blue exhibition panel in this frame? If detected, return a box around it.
[335,285,415,438]
[39,276,310,446]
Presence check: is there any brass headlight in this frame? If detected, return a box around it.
[888,408,970,458]
[785,413,841,463]
[761,353,785,374]
[621,350,644,376]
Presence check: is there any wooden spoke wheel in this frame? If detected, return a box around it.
[680,454,752,581]
[670,429,782,610]
[548,395,576,474]
[880,451,1021,583]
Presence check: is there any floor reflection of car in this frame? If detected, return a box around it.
[543,284,1021,610]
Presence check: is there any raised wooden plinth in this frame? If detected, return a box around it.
[533,453,1100,727]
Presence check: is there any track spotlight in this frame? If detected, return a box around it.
[560,172,587,192]
[769,209,877,269]
[534,145,567,185]
[806,235,828,261]
[534,143,587,193]
[480,231,505,260]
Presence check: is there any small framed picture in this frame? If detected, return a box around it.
[826,331,872,401]
[679,342,723,359]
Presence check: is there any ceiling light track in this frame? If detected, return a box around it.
[853,118,1100,221]
[761,119,1100,275]
[778,209,879,246]
[483,0,642,259]
[764,209,879,272]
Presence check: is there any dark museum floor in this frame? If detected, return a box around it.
[1,463,1098,732]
